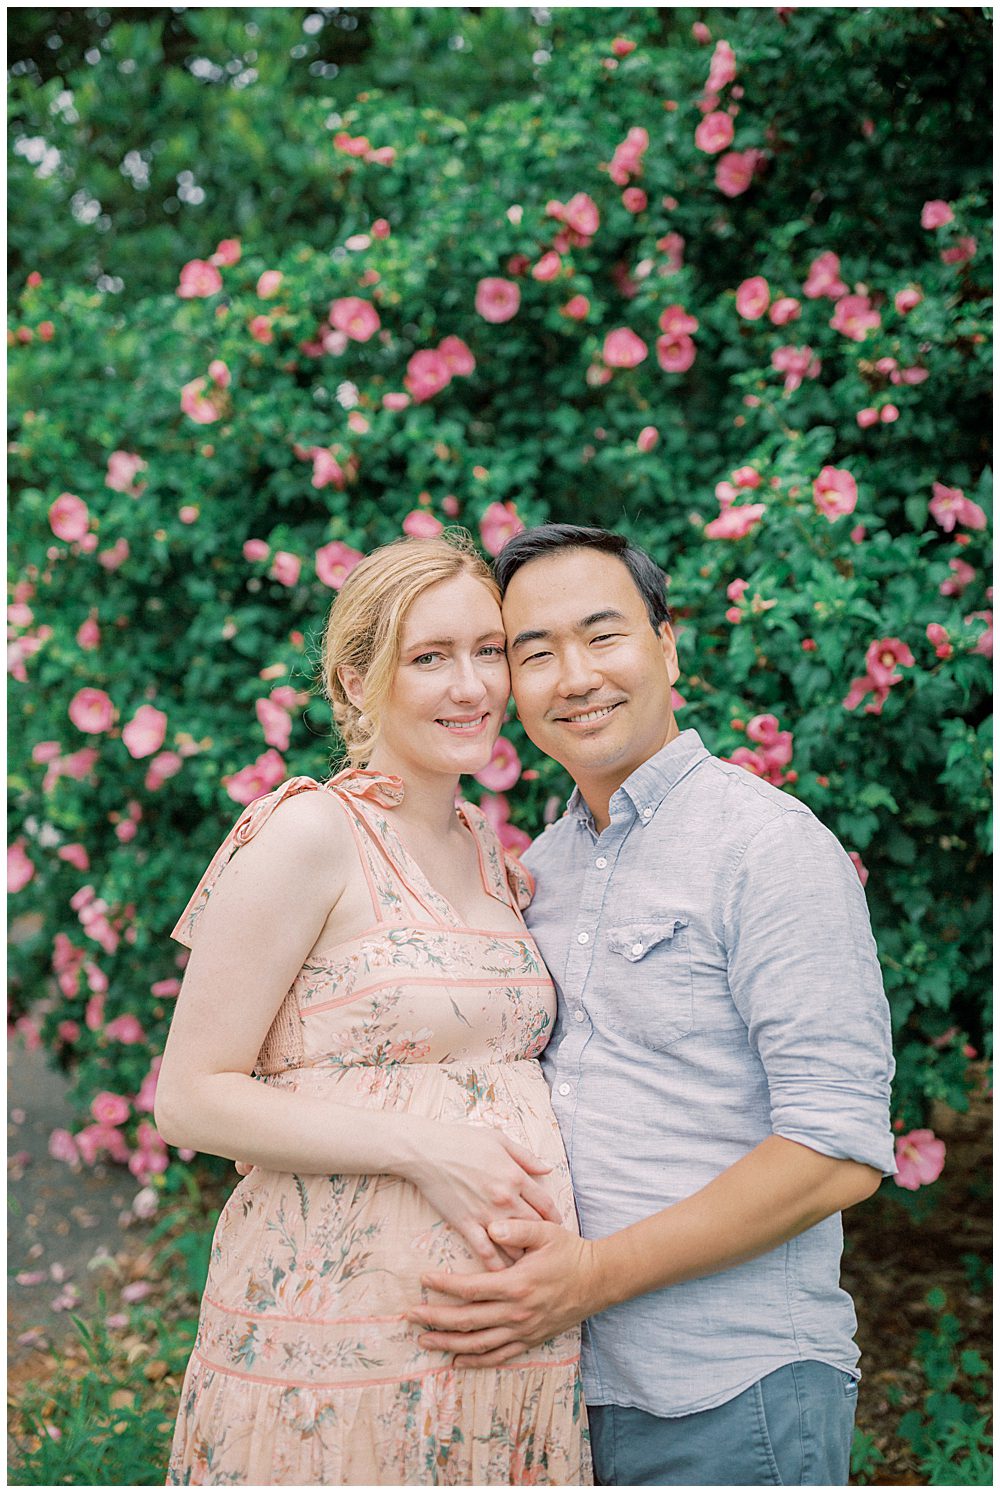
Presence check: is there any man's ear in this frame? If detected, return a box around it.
[658,622,680,687]
[337,665,366,712]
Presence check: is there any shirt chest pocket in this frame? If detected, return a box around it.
[603,918,693,1049]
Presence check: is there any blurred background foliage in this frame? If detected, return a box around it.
[7,6,993,1484]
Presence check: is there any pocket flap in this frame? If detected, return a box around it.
[607,919,687,961]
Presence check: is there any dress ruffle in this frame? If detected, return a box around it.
[168,1357,589,1486]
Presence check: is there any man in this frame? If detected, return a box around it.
[411,525,896,1486]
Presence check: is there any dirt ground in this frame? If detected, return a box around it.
[7,1040,992,1485]
[839,1088,993,1484]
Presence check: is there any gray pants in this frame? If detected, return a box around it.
[588,1361,858,1486]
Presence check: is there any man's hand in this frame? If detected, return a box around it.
[409,1218,605,1367]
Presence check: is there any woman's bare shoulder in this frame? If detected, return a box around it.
[253,783,352,849]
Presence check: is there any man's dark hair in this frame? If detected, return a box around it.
[493,524,671,629]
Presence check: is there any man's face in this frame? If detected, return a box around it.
[503,548,680,793]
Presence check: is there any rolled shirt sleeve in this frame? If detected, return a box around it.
[724,809,897,1175]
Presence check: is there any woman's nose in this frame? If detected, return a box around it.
[449,657,488,701]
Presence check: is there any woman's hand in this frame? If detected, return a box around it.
[405,1121,564,1270]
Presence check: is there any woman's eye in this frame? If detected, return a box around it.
[412,652,441,666]
[480,645,507,658]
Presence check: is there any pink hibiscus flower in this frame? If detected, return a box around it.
[802,251,848,300]
[91,1091,130,1126]
[49,493,90,543]
[563,192,601,236]
[813,466,858,522]
[404,349,452,402]
[769,296,801,325]
[104,1014,146,1045]
[223,749,287,806]
[704,504,766,540]
[270,551,301,587]
[771,344,821,393]
[830,293,881,342]
[695,111,735,155]
[479,501,525,557]
[656,335,696,373]
[706,39,737,91]
[864,637,915,689]
[474,736,522,792]
[8,841,35,893]
[177,259,222,298]
[893,1129,946,1190]
[328,296,381,342]
[105,451,147,495]
[735,277,770,320]
[602,328,648,368]
[715,149,759,198]
[68,688,116,734]
[122,705,167,760]
[179,377,221,425]
[402,510,444,538]
[475,278,521,324]
[920,200,953,230]
[928,482,988,533]
[315,541,364,590]
[438,336,475,376]
[256,697,292,752]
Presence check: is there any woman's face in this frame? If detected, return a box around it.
[376,572,510,779]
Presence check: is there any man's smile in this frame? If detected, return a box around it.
[554,701,625,726]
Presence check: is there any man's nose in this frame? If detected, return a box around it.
[558,645,602,697]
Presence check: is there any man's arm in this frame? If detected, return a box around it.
[412,1136,879,1365]
[413,806,894,1365]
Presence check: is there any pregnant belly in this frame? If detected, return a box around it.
[194,1060,578,1386]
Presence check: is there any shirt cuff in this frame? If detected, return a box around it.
[770,1084,897,1176]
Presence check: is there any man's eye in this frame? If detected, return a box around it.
[522,651,552,664]
[592,633,622,644]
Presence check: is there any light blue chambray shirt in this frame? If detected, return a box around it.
[523,729,896,1419]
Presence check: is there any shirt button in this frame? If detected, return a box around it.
[558,1082,571,1096]
[595,856,608,868]
[573,1009,586,1022]
[631,942,644,956]
[642,806,653,819]
[577,931,590,944]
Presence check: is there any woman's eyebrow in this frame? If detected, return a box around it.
[404,632,504,651]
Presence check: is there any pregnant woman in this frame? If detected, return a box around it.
[155,532,590,1485]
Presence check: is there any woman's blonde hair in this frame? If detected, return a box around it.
[321,530,500,766]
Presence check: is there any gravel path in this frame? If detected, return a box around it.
[7,1040,137,1365]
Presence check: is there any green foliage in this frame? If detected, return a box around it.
[8,1303,196,1486]
[895,1289,993,1485]
[7,7,992,1194]
[850,1426,885,1485]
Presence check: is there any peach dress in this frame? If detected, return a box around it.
[166,769,590,1486]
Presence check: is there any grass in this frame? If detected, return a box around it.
[8,1304,197,1485]
[7,1181,216,1486]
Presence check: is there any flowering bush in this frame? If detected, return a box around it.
[8,9,991,1187]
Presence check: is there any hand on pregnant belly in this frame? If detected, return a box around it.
[406,1121,564,1271]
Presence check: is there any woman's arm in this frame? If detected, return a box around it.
[154,792,560,1267]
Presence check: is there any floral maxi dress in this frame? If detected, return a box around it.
[166,770,591,1486]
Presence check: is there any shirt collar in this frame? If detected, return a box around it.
[566,729,710,829]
